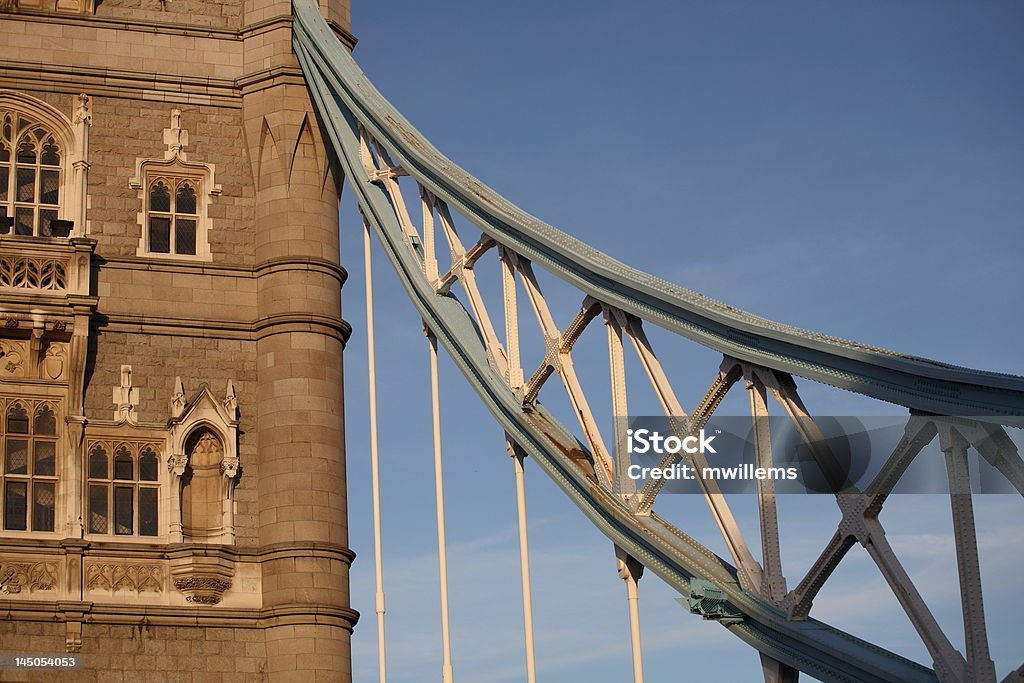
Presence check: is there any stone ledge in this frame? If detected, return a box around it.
[0,599,360,631]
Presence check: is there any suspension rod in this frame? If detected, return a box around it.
[427,330,455,683]
[508,437,538,683]
[616,547,645,683]
[364,218,389,683]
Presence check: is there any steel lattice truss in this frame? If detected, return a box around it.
[293,2,1024,681]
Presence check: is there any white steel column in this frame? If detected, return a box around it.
[427,330,455,683]
[507,438,537,683]
[364,219,389,683]
[615,546,645,683]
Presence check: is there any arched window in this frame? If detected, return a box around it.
[131,110,219,260]
[87,442,159,537]
[1,401,58,532]
[0,112,64,237]
[146,177,199,256]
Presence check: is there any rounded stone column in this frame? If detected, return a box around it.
[242,2,356,681]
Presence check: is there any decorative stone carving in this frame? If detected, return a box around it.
[112,364,138,423]
[222,379,238,418]
[65,622,82,653]
[167,453,188,476]
[86,563,163,594]
[42,343,66,380]
[170,376,186,418]
[172,576,232,605]
[0,560,57,592]
[169,551,234,606]
[0,340,27,377]
[72,93,91,127]
[1,565,20,594]
[0,256,68,291]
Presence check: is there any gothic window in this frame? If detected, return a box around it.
[130,110,220,261]
[87,443,159,537]
[0,111,63,237]
[1,401,58,532]
[145,177,200,256]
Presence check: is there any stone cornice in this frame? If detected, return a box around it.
[99,255,347,284]
[97,255,254,278]
[92,313,255,340]
[255,256,348,284]
[0,538,356,565]
[91,312,353,345]
[0,60,241,108]
[0,9,240,39]
[254,312,352,344]
[0,9,356,49]
[237,65,306,96]
[1,600,361,631]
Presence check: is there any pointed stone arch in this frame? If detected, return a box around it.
[0,89,88,235]
[256,117,279,194]
[288,112,321,191]
[165,381,240,544]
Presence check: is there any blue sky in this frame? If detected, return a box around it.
[334,2,1023,681]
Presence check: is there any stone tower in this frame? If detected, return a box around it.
[0,1,357,681]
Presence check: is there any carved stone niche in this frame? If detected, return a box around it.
[166,379,240,545]
[165,379,240,607]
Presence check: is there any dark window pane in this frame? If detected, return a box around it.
[175,219,196,255]
[16,167,34,202]
[0,144,8,163]
[5,439,27,474]
[139,450,158,481]
[34,405,56,435]
[32,482,55,532]
[88,484,108,533]
[7,404,28,433]
[0,165,7,200]
[139,488,158,536]
[39,209,58,237]
[40,140,60,165]
[4,481,27,530]
[15,207,32,236]
[149,216,170,253]
[16,140,35,164]
[33,441,55,477]
[150,182,170,212]
[175,183,197,214]
[39,169,59,205]
[88,446,108,479]
[114,486,133,535]
[114,449,133,480]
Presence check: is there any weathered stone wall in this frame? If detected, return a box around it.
[95,0,244,30]
[0,0,355,680]
[0,621,268,682]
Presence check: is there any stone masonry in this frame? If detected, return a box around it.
[0,1,357,681]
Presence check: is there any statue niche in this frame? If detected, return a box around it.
[180,429,228,542]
